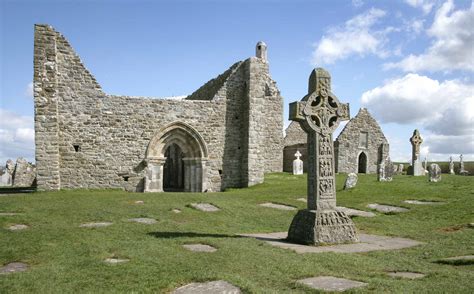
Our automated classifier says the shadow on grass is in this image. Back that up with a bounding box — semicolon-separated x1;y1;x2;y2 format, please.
147;231;244;239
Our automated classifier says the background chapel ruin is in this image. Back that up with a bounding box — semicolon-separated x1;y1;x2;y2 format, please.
34;25;283;192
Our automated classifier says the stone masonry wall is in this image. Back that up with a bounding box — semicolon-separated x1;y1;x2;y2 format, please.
34;25;283;192
335;108;389;174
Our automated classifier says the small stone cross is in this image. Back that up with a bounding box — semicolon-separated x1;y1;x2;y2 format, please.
294;150;302;160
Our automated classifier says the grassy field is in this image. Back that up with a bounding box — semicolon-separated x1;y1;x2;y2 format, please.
1;173;473;293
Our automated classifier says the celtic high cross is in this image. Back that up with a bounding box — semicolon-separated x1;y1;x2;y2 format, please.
289;68;349;210
287;68;358;245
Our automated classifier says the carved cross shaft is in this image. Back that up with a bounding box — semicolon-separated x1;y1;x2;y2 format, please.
289;68;350;211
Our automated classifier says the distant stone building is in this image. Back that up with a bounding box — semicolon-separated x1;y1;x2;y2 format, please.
283;108;389;174
34;25;283;192
334;108;389;174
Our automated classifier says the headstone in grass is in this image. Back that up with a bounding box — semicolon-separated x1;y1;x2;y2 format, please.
367;203;408;213
297;276;367;292
182;244;217;252
459;154;467;174
428;163;441;182
79;222;113;228
410;129;425;176
259;202;296;210
104;258;129;264
189;203;220;212
7;224;29;231
134;200;144;204
287;68;358;245
128;218;157;224
449;156;455;174
172;209;182;213
378;156;394;182
0;262;28;274
387;271;425;279
172;280;241;294
343;173;357;189
398;163;404;174
293;150;304;175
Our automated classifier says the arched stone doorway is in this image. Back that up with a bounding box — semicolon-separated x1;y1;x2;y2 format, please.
144;122;208;192
163;143;185;191
358;152;367;174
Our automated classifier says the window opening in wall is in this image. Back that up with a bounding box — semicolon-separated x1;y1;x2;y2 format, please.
73;144;81;152
123;176;129;182
359;132;368;148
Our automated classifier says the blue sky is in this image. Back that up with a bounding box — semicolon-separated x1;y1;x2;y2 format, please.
1;0;473;164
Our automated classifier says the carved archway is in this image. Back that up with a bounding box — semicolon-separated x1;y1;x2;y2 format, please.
144;122;208;192
358;152;367;174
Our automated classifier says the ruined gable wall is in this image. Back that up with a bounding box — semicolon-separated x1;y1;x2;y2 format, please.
335;108;388;174
34;25;283;191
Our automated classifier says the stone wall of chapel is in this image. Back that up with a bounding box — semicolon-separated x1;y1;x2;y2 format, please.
335;108;389;174
34;25;283;192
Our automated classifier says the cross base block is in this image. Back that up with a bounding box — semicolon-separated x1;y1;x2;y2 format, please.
287;209;359;245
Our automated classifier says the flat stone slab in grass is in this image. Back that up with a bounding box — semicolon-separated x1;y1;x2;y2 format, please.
259;202;296;210
134;200;144;204
128;218;157;224
367;203;409;213
0;262;28;274
240;232;422;254
336;207;376;218
297;276;367;292
387;272;425;279
79;222;113;228
172;280;241;294
189;203;220;212
296;198;307;203
8;224;29;231
438;255;474;265
0;212;22;216
104;258;129;264
403;200;445;205
172;209;181;213
182;244;217;252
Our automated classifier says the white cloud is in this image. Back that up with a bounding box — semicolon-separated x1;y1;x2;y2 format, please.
386;1;474;72
352;0;364;8
0;109;35;164
24;82;33;99
312;8;394;65
404;0;435;14
361;74;474;157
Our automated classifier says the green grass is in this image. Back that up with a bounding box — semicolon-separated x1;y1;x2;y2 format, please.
1;173;473;293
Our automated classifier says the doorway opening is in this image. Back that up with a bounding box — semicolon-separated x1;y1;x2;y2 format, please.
358;152;367;173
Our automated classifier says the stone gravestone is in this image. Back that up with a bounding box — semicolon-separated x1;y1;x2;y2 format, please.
424;157;428;173
398;163;404;175
449;156;455;174
378;157;394;182
12;158;36;187
287;68;358;245
293;150;304;175
410;129;425;176
429;163;441;182
343;173;357;190
392;164;399;174
0;159;14;187
459;154;467;174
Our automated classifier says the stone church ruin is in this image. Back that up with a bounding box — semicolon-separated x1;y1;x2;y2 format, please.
34;25;283;192
284;108;389;174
